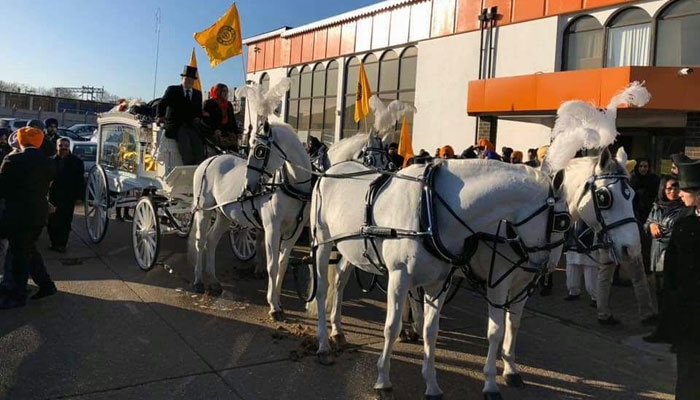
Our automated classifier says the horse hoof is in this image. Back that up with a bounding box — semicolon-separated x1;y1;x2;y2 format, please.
425;394;443;400
483;392;503;400
504;373;525;388
331;334;347;348
192;283;205;294
398;329;420;343
373;388;394;400
207;283;223;296
269;310;284;322
317;352;334;366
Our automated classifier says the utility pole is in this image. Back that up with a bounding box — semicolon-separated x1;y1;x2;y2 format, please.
152;7;162;100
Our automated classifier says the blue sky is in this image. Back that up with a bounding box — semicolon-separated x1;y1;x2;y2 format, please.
0;0;377;100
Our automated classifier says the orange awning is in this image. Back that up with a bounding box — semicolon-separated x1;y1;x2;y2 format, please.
467;66;700;116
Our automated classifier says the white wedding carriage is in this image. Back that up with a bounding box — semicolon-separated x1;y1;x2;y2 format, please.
84;107;257;271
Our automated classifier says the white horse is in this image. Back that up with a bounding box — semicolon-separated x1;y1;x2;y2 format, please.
189;126;388;320
312;159;569;399
189;122;312;320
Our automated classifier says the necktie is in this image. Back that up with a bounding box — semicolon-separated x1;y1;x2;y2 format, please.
186;90;191;101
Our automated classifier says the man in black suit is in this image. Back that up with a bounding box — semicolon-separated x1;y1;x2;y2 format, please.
0;127;57;309
157;65;204;165
48;138;84;253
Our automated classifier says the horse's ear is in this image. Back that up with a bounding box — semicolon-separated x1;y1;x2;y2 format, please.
552;169;565;194
615;146;628;165
598;147;612;170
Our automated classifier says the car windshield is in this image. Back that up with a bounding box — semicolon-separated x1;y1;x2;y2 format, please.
73;144;97;162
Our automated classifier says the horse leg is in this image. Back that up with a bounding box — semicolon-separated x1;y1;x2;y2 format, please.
502;298;526;388
405;290;424;342
483;290;507;399
315;243;334;365
204;213;228;296
263;223;283;320
422;281;446;399
273;237;296;312
374;268;409;398
330;257;353;347
191;209;211;293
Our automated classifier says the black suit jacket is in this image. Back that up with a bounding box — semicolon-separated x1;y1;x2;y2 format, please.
157;85;203;139
49;153;85;205
0;147;56;229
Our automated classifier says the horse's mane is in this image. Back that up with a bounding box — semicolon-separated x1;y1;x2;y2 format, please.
327;134;370;163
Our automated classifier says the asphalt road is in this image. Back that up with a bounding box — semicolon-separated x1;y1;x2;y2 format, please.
0;209;676;400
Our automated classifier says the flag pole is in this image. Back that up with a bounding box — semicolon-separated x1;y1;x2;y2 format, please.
152;7;162;100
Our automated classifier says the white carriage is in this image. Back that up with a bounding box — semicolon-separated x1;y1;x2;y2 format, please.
84;109;257;271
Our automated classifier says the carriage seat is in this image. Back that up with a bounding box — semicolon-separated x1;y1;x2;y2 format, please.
154;128;184;175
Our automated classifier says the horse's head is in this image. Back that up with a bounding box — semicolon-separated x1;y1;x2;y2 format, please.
512;169;571;273
244;121;287;192
574;147;639;264
360;132;390;170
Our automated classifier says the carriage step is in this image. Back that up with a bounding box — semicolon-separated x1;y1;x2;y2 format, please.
361;226;397;238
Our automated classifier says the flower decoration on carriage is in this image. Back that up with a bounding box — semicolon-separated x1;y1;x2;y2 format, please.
545;81;651;172
368;95;417;136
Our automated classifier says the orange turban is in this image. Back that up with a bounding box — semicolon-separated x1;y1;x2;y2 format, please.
439;145;455;159
16;127;44;149
477;138;495;152
511;151;523;163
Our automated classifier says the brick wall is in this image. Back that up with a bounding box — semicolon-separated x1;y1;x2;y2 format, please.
686;112;700;159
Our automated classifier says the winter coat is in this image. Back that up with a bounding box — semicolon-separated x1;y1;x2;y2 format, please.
644;200;685;273
630;172;660;222
49;153;85;205
661;208;700;343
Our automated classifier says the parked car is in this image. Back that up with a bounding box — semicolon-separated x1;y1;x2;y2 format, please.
69;139;97;176
58;127;89;142
1;118;29;132
68;124;98;138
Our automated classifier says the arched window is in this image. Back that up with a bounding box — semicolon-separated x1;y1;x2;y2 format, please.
605;8;651;67
286;68;300;129
342;57;361;138
372;48;418;138
297;65;313;135
259;73;270;93
309;63;326;142
323;61;339;144
397;47;417;136
655;0;700;66
562;16;603;70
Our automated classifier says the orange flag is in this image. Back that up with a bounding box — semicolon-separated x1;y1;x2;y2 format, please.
398;117;414;168
354;62;372;123
194;3;243;68
189;48;202;92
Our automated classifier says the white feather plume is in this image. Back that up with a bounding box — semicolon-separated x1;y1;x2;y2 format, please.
235;78;292;119
369;95;417;133
546;82;651;171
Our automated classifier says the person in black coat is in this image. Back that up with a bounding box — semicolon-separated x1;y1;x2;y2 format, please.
0;127;57;309
157;65;204;165
0;128;13;162
47;138;84;253
202;84;240;152
630;158;660;274
41;118;60;158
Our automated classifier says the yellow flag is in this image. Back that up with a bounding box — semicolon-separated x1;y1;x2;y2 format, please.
354;62;372;123
398;117;414;168
188;48;202;92
194;3;243;68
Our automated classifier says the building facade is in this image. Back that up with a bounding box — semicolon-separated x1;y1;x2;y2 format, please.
244;0;700;170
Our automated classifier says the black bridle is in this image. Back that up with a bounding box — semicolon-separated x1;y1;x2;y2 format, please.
573;173;638;265
359;142;390;170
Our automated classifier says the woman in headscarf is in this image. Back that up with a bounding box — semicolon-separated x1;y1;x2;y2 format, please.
644;175;685;299
202;84;240;152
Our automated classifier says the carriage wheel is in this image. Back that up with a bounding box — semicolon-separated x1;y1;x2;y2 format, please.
291;260;317;303
132;197;160;271
229;228;257;261
84;165;110;243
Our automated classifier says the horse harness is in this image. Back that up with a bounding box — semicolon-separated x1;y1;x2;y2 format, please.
314;161;572;309
571;172;637;266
